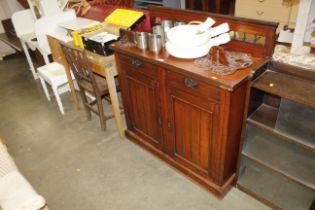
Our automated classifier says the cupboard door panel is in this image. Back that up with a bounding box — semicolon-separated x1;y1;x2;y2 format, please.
169;93;219;176
125;72;162;148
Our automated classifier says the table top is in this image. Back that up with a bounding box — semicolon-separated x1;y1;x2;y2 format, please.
65;41;117;77
58;17;100;31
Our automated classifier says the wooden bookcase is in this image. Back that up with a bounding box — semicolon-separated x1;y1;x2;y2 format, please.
237;61;315;210
134;0;181;9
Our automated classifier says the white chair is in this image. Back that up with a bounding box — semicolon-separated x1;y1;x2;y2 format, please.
11;9;39;79
37;62;73;115
34;10;76;115
34;10;76;61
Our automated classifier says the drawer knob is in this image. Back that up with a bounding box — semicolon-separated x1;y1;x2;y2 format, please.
131;59;142;67
257;0;265;2
184;78;198;89
256;11;264;16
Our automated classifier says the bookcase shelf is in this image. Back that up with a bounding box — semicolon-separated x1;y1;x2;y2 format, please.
243;123;315;190
237;61;315;210
238;157;314;210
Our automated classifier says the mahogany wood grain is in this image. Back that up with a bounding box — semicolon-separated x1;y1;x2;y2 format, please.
221;84;247;183
185;0;232;14
117;56;162;148
115;46;256;197
167;80;219;177
114;7;277;198
113;43;268;91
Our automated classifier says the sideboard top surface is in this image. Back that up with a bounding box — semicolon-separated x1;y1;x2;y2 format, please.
113;43;268;91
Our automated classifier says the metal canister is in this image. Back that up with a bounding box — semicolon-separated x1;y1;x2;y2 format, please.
148;33;162;54
135;32;148;50
161;20;173;32
152;25;165;46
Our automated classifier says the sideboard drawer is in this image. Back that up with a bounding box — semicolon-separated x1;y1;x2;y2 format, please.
166;70;220;102
117;54;159;78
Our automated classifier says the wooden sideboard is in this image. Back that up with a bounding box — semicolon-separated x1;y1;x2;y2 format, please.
113;6;277;198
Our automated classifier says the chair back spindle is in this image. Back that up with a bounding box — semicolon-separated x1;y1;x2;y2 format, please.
60;43;100;95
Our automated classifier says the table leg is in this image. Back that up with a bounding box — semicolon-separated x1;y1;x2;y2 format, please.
21;40;38;79
105;69;124;138
63;61;80;109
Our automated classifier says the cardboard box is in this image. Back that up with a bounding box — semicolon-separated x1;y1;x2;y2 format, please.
82;29;119;56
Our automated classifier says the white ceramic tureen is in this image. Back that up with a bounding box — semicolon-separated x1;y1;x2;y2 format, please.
165;18;231;59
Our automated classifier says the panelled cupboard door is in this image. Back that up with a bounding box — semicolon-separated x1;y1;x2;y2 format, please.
166;83;220;178
122;68;162;148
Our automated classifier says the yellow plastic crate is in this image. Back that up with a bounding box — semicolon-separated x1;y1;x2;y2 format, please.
105;9;144;28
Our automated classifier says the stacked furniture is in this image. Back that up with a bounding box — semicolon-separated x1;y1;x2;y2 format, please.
185;0;234;14
235;0;299;31
113;6;277;198
237;61;315;209
134;0;181;9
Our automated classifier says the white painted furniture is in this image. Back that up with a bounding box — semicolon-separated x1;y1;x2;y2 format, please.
11;9;39;79
37;62;72;115
0;139;47;210
291;0;315;53
34;10;76;61
34;10;77;115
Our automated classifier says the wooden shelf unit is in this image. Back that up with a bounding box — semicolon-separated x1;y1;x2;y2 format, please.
134;0;181;9
244;123;314;190
252;70;315;108
134;0;162;9
238;157;314;210
237;61;315;210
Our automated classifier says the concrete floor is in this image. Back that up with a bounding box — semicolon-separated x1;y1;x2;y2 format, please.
0;54;270;210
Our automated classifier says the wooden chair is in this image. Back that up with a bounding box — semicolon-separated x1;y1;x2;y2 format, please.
60;42;114;130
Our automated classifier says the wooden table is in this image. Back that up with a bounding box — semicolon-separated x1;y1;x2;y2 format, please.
47;34;124;138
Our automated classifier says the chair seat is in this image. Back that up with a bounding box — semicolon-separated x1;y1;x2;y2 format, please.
19;32;38;51
37;62;70;86
79;74;108;96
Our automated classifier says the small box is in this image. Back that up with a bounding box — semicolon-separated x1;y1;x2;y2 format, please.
82;31;119;56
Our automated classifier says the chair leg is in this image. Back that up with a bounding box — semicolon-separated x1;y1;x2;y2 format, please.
39;76;51;101
52;86;65;115
20;40;38;80
96;96;106;131
79;89;91;120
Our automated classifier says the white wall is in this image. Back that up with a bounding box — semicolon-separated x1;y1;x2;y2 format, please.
0;0;23;33
304;0;315;42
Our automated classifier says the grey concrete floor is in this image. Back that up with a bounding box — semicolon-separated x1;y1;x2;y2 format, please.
0;54;270;210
